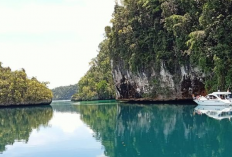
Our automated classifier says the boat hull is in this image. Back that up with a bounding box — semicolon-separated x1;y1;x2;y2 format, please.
194;100;232;106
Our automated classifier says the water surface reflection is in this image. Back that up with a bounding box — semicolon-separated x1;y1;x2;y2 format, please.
0;103;105;157
194;105;232;120
0;106;53;153
78;103;232;157
1;102;232;157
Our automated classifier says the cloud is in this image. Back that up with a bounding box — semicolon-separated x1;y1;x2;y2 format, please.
0;1;113;34
0;4;83;34
0;0;114;88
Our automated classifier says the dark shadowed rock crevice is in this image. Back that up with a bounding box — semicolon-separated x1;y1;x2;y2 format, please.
112;59;205;102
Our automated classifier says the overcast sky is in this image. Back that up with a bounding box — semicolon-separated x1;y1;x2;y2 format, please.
0;0;115;89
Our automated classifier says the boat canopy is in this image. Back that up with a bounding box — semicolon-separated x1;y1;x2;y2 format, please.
211;92;231;95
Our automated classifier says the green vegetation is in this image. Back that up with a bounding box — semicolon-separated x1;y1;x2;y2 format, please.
75;0;232;99
52;84;77;100
107;0;232;92
0;62;52;105
72;40;115;101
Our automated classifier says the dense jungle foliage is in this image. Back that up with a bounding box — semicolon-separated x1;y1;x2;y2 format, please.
71;40;115;101
0;62;53;105
52;84;77;100
74;0;232;100
108;0;232;92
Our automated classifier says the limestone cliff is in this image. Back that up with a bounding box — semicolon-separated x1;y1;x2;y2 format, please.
107;1;232;102
111;59;205;102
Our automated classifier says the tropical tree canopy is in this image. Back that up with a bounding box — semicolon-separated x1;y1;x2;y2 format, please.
0;62;53;105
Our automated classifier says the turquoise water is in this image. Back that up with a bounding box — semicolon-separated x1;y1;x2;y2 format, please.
0;101;232;157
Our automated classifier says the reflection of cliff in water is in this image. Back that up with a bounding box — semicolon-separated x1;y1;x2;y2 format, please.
0;106;53;153
79;104;232;157
116;105;194;157
78;105;117;157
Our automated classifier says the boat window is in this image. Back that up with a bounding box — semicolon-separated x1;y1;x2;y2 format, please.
220;95;225;99
227;94;232;98
209;111;217;115
209;95;217;99
219;112;232;117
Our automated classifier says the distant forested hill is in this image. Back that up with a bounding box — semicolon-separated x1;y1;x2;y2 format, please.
52;84;78;100
0;62;52;106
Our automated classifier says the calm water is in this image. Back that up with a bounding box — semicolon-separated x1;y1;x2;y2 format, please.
1;100;232;157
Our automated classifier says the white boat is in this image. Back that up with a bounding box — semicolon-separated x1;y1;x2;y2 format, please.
194;105;232;120
193;92;232;106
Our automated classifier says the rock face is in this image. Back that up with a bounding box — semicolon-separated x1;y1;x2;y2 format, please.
0;99;52;107
111;60;206;102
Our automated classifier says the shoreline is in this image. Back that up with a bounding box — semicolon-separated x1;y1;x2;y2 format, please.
0;100;52;108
